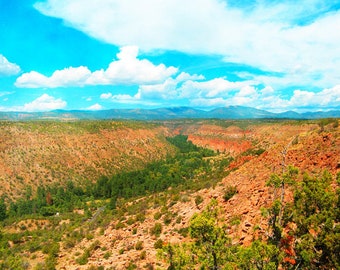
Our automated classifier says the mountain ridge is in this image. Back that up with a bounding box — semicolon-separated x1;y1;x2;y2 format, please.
0;105;339;120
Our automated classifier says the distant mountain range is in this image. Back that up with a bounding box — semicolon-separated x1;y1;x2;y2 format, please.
0;106;340;120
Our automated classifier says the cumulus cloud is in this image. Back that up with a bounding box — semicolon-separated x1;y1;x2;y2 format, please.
15;46;178;88
0;55;20;76
179;78;257;98
189;97;229;108
288;86;340;109
186;82;340;112
97;71;340;111
136;79;178;100
15;67;91;88
109;94;160;106
100;92;113;99
86;103;103;110
0;91;14;97
99;71;205;104
22;94;67;112
34;0;340;88
127;71;204;100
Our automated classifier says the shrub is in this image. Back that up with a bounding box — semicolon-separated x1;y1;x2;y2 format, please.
135;240;143;250
115;222;125;229
154;212;162;220
178;227;189;237
136;213;146;222
76;249;90;265
103;251;111;259
140;250;147;260
223;186;237;201
163;213;172;225
126;217;135;225
150;223;162;236
154;238;164;249
194;195;204;207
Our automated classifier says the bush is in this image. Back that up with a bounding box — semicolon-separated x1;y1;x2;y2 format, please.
154;238;164;249
195;195;204;207
136;213;146;222
140;250;147;260
150;223;162;236
135;240;143;250
223;186;237;201
76;249;90;265
163;213;172;225
103;251;111;259
154;212;162;220
178;227;189;237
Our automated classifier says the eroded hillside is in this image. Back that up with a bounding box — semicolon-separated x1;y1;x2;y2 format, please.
56;120;339;269
0;121;174;199
0;119;339;269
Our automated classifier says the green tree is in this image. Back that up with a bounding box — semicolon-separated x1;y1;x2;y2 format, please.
162;200;240;269
266;169;339;269
266;166;298;246
161;243;194;270
0;198;6;221
286;171;340;269
189;200;236;269
237;240;280;270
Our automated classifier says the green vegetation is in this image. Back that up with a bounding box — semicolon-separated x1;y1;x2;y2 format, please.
2;135;226;221
1;120;158;134
223;185;238;202
89;135;228;201
162;169;340;269
1;123;338;269
0;134;232;268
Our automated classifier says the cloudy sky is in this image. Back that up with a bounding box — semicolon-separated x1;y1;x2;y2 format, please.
1;0;340;112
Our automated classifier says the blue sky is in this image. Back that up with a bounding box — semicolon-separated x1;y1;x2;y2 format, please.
1;0;340;112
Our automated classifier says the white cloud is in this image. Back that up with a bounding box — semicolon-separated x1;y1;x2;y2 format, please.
186;83;340;112
97;73;340;111
15;67;91;88
175;72;205;82
15;46;178;88
179;78;256;98
110;94;160;106
87;103;103;110
87;46;178;85
0;55;20;76
99;72;204;104
289;86;340;108
0;91;14;97
22;94;67;112
34;0;340;88
136;78;178;100
190;97;228;108
100;92;113;99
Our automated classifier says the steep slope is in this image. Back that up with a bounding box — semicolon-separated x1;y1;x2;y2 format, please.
55;120;340;269
0;121;175;199
1;119;339;269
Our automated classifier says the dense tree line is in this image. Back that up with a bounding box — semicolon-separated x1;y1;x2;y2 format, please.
1;181;86;219
1;135;223;219
90;135;218;202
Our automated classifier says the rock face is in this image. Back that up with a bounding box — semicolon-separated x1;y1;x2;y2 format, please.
186;124;253;155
